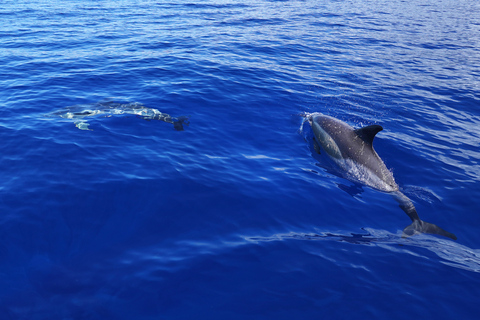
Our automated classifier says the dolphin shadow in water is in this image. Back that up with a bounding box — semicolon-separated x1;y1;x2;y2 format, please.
246;229;480;272
46;101;190;131
300;112;456;240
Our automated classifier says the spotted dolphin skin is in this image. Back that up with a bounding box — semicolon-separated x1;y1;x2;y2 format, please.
304;112;456;240
48;101;189;131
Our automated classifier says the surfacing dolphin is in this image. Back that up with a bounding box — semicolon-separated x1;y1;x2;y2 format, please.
47;101;189;131
302;112;456;240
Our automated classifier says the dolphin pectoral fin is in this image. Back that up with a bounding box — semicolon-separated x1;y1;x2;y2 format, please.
402;220;457;240
313;138;321;154
74;121;92;131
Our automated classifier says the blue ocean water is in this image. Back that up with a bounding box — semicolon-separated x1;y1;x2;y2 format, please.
1;0;480;318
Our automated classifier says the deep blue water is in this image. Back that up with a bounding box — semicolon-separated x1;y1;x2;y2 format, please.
1;0;480;318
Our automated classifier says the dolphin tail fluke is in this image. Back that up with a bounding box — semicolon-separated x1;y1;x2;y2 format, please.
172;116;189;131
402;220;457;240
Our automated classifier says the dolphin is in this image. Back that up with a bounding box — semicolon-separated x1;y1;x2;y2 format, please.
47;101;189;131
303;112;456;240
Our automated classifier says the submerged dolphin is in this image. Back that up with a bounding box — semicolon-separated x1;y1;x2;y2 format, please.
303;112;456;240
47;101;189;131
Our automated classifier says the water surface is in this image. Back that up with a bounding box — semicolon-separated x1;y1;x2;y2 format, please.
1;0;479;319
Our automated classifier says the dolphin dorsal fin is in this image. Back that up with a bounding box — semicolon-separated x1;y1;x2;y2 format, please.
354;125;383;146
